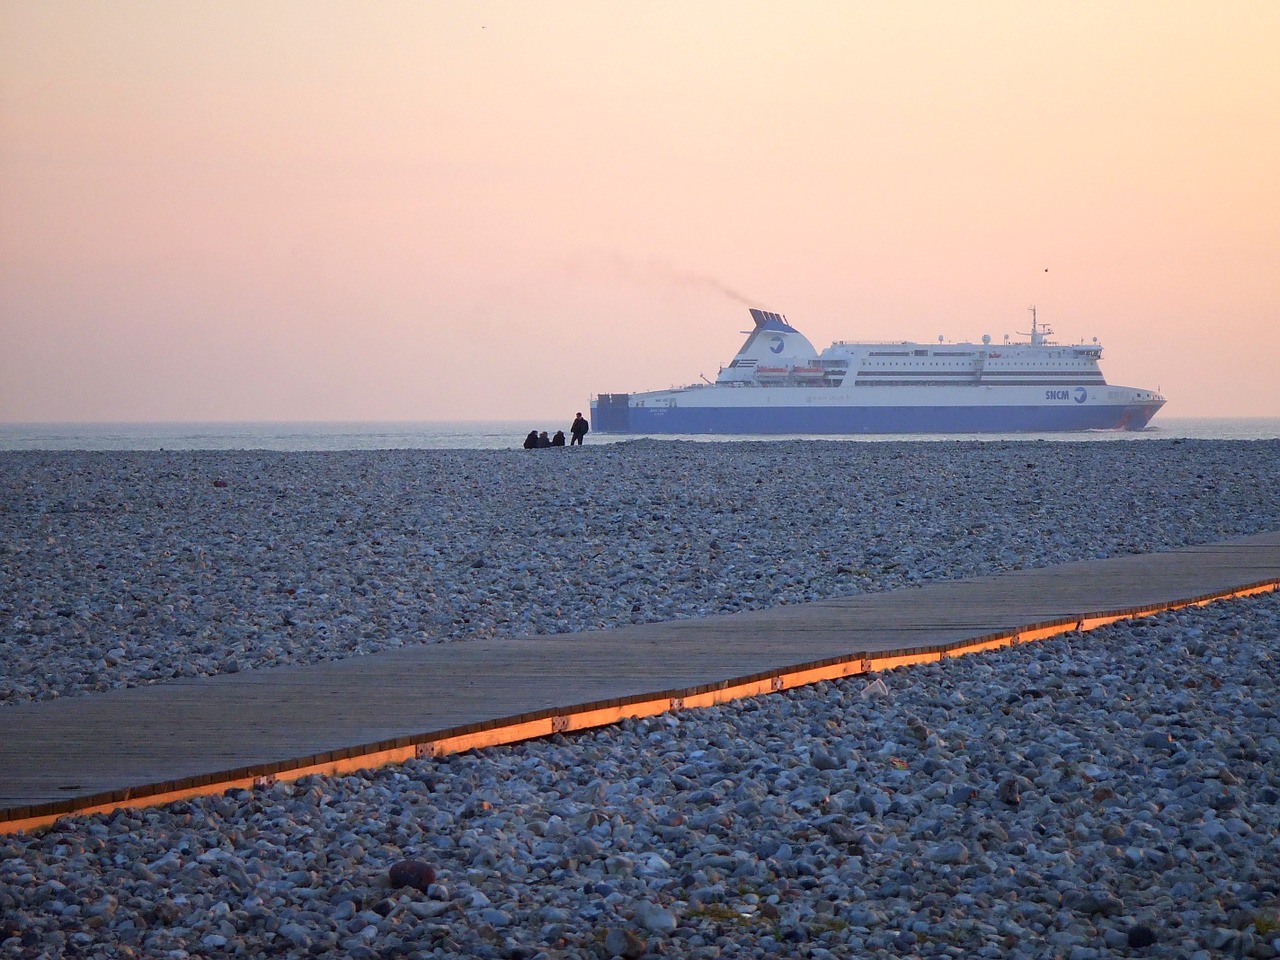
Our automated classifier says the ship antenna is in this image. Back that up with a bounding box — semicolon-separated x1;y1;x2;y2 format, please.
1021;304;1044;346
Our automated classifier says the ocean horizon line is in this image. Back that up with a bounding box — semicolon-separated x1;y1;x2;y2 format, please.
2;415;1280;452
4;414;1280;428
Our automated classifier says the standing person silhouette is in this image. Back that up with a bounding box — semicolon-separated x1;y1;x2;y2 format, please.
570;412;589;446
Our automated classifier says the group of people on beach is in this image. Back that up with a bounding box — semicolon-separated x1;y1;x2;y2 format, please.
523;412;589;449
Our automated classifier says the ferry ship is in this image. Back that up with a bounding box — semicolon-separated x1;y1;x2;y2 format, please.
591;307;1165;434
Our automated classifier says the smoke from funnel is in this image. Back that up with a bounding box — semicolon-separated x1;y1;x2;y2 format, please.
589;253;761;308
671;272;757;308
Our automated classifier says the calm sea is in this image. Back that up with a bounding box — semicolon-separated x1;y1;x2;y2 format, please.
1;417;1278;451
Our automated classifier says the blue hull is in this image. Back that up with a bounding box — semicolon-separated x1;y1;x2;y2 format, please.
600;403;1163;435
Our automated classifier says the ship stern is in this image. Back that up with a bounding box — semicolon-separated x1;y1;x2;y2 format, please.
591;393;632;433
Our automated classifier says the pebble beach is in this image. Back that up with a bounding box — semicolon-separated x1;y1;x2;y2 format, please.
2;439;1279;958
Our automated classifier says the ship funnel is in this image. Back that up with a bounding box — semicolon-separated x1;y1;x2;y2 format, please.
749;307;789;329
717;308;820;384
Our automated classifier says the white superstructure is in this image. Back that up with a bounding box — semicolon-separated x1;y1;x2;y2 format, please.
593;307;1165;434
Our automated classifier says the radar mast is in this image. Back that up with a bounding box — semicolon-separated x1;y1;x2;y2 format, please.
1020;305;1053;346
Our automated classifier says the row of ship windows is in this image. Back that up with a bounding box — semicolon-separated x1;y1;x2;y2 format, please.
866;361;1096;367
864;350;1099;359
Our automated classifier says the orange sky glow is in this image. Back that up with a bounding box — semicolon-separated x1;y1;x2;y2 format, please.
2;1;1278;422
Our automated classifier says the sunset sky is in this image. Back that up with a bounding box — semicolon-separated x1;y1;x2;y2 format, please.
2;1;1278;422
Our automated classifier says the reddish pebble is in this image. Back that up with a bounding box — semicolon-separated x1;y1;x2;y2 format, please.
388;859;436;892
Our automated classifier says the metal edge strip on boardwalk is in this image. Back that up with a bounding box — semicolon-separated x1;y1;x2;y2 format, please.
3;576;1276;835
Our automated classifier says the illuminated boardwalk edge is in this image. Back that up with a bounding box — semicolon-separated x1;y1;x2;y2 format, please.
2;531;1278;834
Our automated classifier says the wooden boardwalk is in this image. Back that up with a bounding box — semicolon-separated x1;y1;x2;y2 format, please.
3;531;1279;833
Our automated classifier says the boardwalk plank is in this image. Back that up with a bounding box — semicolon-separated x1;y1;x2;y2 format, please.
2;531;1278;826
